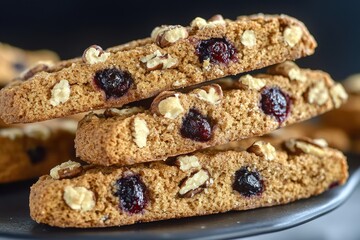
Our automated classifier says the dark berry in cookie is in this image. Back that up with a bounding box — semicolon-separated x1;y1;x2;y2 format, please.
114;174;148;214
27;146;47;164
196;38;237;64
233;167;264;197
260;87;291;123
180;108;212;142
94;68;133;99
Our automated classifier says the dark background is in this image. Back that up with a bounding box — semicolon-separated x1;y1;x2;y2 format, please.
1;0;359;80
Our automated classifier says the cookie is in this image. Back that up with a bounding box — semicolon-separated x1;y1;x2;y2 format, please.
0;14;317;124
0;42;59;86
75;62;347;166
267;121;352;152
0;120;77;183
321;74;360;137
29;138;348;228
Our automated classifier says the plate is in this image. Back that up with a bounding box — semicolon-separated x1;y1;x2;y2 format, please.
0;153;359;240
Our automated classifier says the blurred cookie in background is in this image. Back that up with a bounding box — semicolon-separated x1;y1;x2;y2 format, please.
0;119;77;183
208;120;351;153
0;42;59;87
320;74;360;153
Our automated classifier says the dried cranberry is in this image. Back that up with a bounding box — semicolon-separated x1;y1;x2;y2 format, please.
180;109;212;142
196;38;237;64
94;68;133;99
260;87;291;124
233;167;264;197
27;146;46;164
114;174;148;214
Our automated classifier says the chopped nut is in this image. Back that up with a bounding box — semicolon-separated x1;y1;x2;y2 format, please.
190;15;225;30
140;50;178;70
132;117;150;148
283;25;303;47
50;160;82;180
151;92;184;119
237;74;266;90
49;79;71;106
191;84;223;105
313;138;328;148
329;83;348;108
306;81;329;106
176;155;201;172
20;61;54;80
267;61;307;82
283;138;326;157
23;124;51;140
241;30;256;48
190;17;208;29
202;59;211;71
151;25;188;48
63;186;95;211
0;128;24;140
247;141;277;161
82;45;110;65
179;169;212;198
104;107;144;118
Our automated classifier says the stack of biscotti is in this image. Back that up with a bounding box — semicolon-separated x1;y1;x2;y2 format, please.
0;14;349;228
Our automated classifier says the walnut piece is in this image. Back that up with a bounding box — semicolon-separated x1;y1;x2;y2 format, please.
176;155;201;172
49;79;71;106
132;117;150;148
179;169;213;198
140;50;178;70
267;61;307;82
283;138;326;157
151;25;188;48
82;45;110;65
172;79;187;87
329;83;348;108
283;25;303;47
241;30;256;48
151;92;184;119
63;186;95;211
237;74;266;90
190;15;225;29
50;160;82;180
247;141;276;161
306;81;329;106
191;84;223;105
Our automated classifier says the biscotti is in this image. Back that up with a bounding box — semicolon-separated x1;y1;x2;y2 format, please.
0;42;59;86
0;120;77;183
0;14;317;124
75;62;347;166
321;74;360;136
29;138;348;228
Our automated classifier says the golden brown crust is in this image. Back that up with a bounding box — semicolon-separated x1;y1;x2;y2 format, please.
29;140;348;228
0;14;316;124
75;63;344;166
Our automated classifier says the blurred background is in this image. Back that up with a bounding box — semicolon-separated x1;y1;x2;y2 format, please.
1;0;359;239
1;0;360;80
